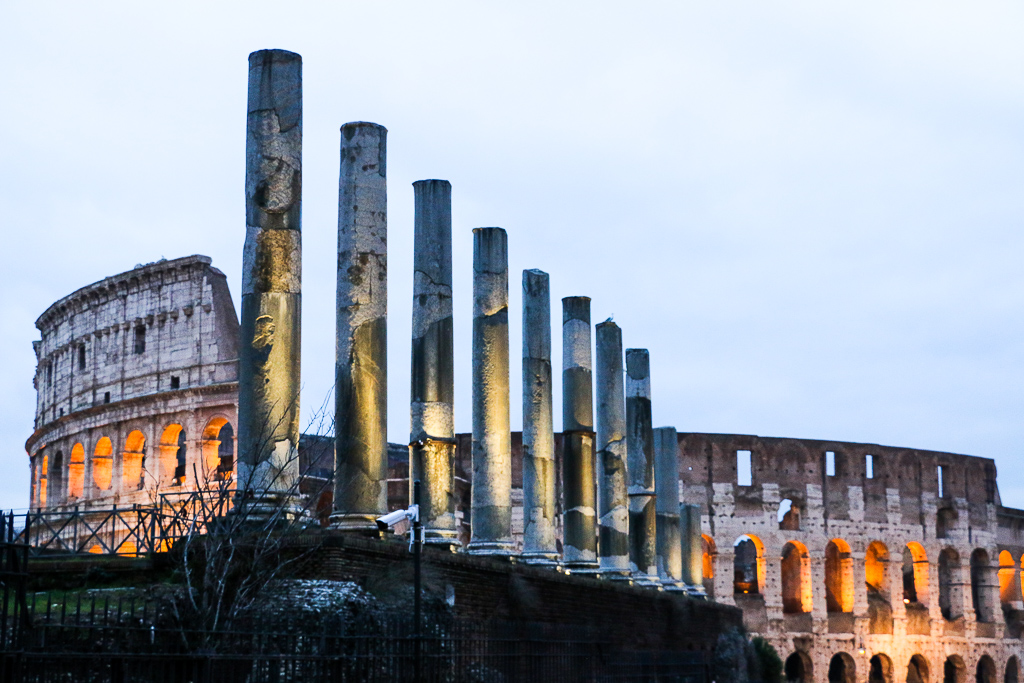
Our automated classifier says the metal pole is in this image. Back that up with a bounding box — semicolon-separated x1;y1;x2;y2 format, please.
413;479;422;683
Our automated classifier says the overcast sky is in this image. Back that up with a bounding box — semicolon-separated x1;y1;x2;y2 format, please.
2;2;1023;512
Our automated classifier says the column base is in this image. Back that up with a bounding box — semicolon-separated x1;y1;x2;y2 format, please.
520;551;560;567
423;528;462;550
632;573;663;589
660;580;688;592
466;540;516;557
563;563;602;577
328;513;382;536
229;492;307;526
684;584;708;598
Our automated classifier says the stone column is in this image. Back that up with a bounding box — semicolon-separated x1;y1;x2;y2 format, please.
331;121;388;531
521;269;558;565
237;49;303;518
468;228;514;555
680;503;707;596
654;426;684;590
562;297;598;571
626;348;659;587
595;320;630;578
409;179;459;546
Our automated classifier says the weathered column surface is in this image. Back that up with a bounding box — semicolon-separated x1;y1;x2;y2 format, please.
595;320;630;577
331;121;388;531
521;269;558;564
680;503;707;596
409;179;458;546
238;49;303;517
468;228;514;555
562;297;598;570
654;426;684;590
626;348;659;587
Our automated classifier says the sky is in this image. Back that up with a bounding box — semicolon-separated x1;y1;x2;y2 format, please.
2;1;1023;512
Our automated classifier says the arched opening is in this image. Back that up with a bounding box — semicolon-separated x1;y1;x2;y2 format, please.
970;548;995;623
998;551;1019;606
120;432;145;491
825;538;854;613
67;443;85;500
1005;656;1021;683
116;540;138;558
733;534;765;595
784;651;812;683
49;450;64;505
781;540;812;614
869;654;894;683
159;425;186;488
904;542;929;605
88;545;103;554
908;655;930;683
866;541;890;596
828;652;856;683
977;656;997;683
701;534;716;597
201;418;234;482
939;547;963;621
937;506;958;539
779;498;801;531
93;436;114;491
944;655;967;683
37;454;48;507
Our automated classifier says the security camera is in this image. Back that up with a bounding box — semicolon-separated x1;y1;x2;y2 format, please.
376;504;419;535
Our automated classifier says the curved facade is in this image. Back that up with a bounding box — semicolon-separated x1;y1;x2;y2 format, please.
26;255;240;511
681;432;1024;683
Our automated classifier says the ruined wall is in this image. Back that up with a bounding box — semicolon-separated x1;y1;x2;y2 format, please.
26;256;240;513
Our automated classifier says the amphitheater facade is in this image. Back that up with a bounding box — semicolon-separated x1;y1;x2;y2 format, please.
25;256;1024;682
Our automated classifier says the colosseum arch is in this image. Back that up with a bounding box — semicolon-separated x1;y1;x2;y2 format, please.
201;417;235;482
120;431;145;492
1006;656;1021;683
998;551;1020;607
939;547;964;620
904;542;930;605
701;534;716;597
970;548;996;623
67;443;85;500
93;436;114;492
869;654;894;683
825;538;854;613
827;652;856;683
37;454;48;507
780;540;812;614
733;534;765;595
907;655;930;683
977;656;997;683
158;424;187;488
866;541;890;597
48;450;64;506
784;651;812;683
943;655;967;683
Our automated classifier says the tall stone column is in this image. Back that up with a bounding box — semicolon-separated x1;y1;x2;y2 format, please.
562;297;598;571
595;320;630;578
237;49;303;517
626;348;659;587
521;269;558;565
654;426;684;590
680;503;707;596
331;121;388;531
468;228;514;555
409;179;459;546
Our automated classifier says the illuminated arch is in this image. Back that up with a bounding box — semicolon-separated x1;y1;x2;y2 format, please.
781;540;812;614
998;551;1018;605
825;538;854;613
904;542;930;605
201;417;234;481
37;453;48;507
159;424;186;488
866;541;890;596
733;534;765;595
67;443;85;500
701;534;716;598
120;431;144;491
93;436;114;491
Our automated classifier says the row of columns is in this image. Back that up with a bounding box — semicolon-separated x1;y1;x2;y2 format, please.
236;49;705;591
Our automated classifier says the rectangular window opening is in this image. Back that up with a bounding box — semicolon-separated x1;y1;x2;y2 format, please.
865;454;874;479
133;326;146;354
826;451;836;477
103;392;111;404
737;450;752;487
77;345;86;371
938;465;945;498
170;376;180;390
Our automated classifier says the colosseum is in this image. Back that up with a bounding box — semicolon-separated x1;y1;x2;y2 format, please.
25;255;1024;683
